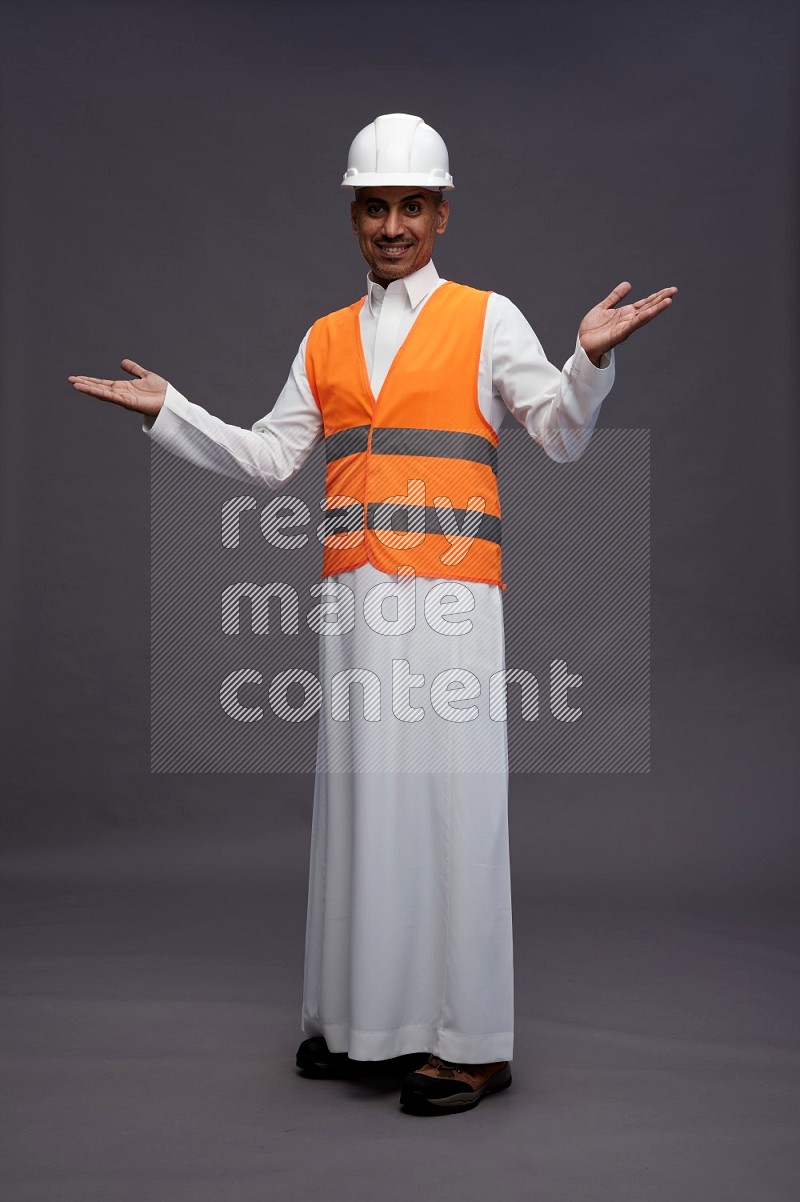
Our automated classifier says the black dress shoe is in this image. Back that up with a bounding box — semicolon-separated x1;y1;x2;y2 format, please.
296;1035;352;1077
399;1056;512;1114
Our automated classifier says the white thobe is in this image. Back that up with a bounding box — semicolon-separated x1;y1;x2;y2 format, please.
143;260;615;1063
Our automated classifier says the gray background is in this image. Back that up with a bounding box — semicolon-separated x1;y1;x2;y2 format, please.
1;0;798;1198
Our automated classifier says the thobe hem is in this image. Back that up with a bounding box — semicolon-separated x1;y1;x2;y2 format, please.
300;1013;514;1064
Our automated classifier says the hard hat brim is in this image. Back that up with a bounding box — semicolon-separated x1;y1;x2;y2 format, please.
341;172;454;191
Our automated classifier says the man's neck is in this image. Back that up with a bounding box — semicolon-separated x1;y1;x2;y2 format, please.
366;260;439;308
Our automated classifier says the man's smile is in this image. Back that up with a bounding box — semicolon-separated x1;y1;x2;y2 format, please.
376;242;415;258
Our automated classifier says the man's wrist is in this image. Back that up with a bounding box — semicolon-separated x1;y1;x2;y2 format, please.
578;339;609;370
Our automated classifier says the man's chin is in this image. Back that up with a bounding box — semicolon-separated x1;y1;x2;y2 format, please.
370;257;422;284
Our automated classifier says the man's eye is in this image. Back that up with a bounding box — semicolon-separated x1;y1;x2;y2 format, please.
366;205;383;216
406;205;421;214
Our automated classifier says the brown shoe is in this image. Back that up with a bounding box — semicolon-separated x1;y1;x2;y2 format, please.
400;1055;512;1114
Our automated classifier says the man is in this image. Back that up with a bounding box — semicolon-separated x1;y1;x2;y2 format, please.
69;113;676;1115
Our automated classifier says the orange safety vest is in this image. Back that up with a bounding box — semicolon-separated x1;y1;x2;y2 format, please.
305;280;505;590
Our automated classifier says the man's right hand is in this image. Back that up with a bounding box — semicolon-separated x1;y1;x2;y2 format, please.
67;359;167;418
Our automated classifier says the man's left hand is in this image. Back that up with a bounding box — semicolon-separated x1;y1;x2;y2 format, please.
579;281;678;367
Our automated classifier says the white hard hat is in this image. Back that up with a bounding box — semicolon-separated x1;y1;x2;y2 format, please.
341;113;454;191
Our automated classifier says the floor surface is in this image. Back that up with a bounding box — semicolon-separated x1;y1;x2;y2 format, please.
2;815;798;1202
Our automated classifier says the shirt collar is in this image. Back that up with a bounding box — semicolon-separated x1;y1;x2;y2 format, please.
366;259;441;316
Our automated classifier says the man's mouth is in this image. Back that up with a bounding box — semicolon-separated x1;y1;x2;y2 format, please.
376;243;414;258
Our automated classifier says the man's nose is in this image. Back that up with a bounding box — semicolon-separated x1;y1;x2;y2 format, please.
382;208;405;238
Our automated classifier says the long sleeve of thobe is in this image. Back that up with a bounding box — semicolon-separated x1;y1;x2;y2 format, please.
140;339;322;488
481;293;614;460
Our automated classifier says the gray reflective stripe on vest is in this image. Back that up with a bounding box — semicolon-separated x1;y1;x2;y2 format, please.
324;425;371;463
325;425;497;474
366;503;501;546
320;503;363;533
321;503;502;546
371;428;498;475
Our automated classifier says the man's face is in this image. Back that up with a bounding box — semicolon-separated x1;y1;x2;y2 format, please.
351;186;450;287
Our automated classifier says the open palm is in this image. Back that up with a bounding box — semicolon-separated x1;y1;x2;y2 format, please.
68;359;167;417
579;282;677;365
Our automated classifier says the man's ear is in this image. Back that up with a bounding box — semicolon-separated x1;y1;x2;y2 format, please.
436;198;450;235
350;199;358;233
